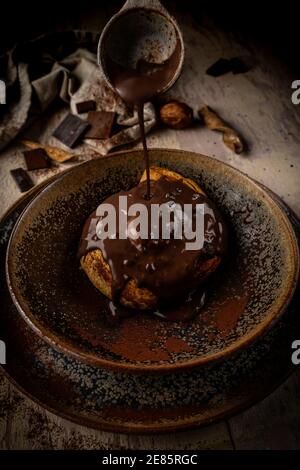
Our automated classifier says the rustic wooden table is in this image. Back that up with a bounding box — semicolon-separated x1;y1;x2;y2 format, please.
1;5;300;450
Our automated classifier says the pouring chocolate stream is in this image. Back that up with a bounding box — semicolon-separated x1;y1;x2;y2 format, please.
78;4;228;320
105;38;182;198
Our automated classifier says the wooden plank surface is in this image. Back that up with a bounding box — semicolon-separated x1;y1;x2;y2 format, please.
1;4;300;450
228;373;300;450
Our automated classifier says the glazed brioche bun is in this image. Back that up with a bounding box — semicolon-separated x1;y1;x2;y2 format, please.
80;167;221;310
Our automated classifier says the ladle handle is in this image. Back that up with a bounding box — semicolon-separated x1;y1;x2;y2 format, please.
121;0;169;15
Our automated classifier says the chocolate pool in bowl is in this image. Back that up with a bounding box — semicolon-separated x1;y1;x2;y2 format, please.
6;149;299;373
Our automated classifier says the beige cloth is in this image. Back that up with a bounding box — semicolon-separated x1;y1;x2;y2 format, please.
0;32;156;154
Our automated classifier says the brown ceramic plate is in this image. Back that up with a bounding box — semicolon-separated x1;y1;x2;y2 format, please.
6;149;299;373
1;180;300;433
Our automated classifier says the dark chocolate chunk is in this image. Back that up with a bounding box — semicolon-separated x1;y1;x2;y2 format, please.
85;111;115;139
206;58;231;77
230;57;250;74
10;168;34;192
76;100;96;114
53;114;90;148
206;57;250;77
24;148;51;170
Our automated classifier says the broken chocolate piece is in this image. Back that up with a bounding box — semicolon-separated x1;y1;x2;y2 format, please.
21;140;74;163
76;100;96;114
85;111;115;139
206;58;231;77
53;114;90;148
24;148;51;170
199;105;245;154
10;168;34;192
206;57;250;77
230;57;250;74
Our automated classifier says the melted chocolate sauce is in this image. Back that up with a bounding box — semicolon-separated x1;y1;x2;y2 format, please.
137;103;151;199
105;39;182;198
78;34;228;321
78;177;228;316
106;40;182;104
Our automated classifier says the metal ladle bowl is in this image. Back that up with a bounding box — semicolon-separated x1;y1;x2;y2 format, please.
98;0;185;95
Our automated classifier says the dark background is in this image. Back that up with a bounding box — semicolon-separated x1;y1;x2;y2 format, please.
0;1;300;72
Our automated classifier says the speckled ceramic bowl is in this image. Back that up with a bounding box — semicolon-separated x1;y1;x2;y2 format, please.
2;182;300;432
6;149;299;373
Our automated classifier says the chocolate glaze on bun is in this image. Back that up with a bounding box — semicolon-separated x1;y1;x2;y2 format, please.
78;167;228;311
